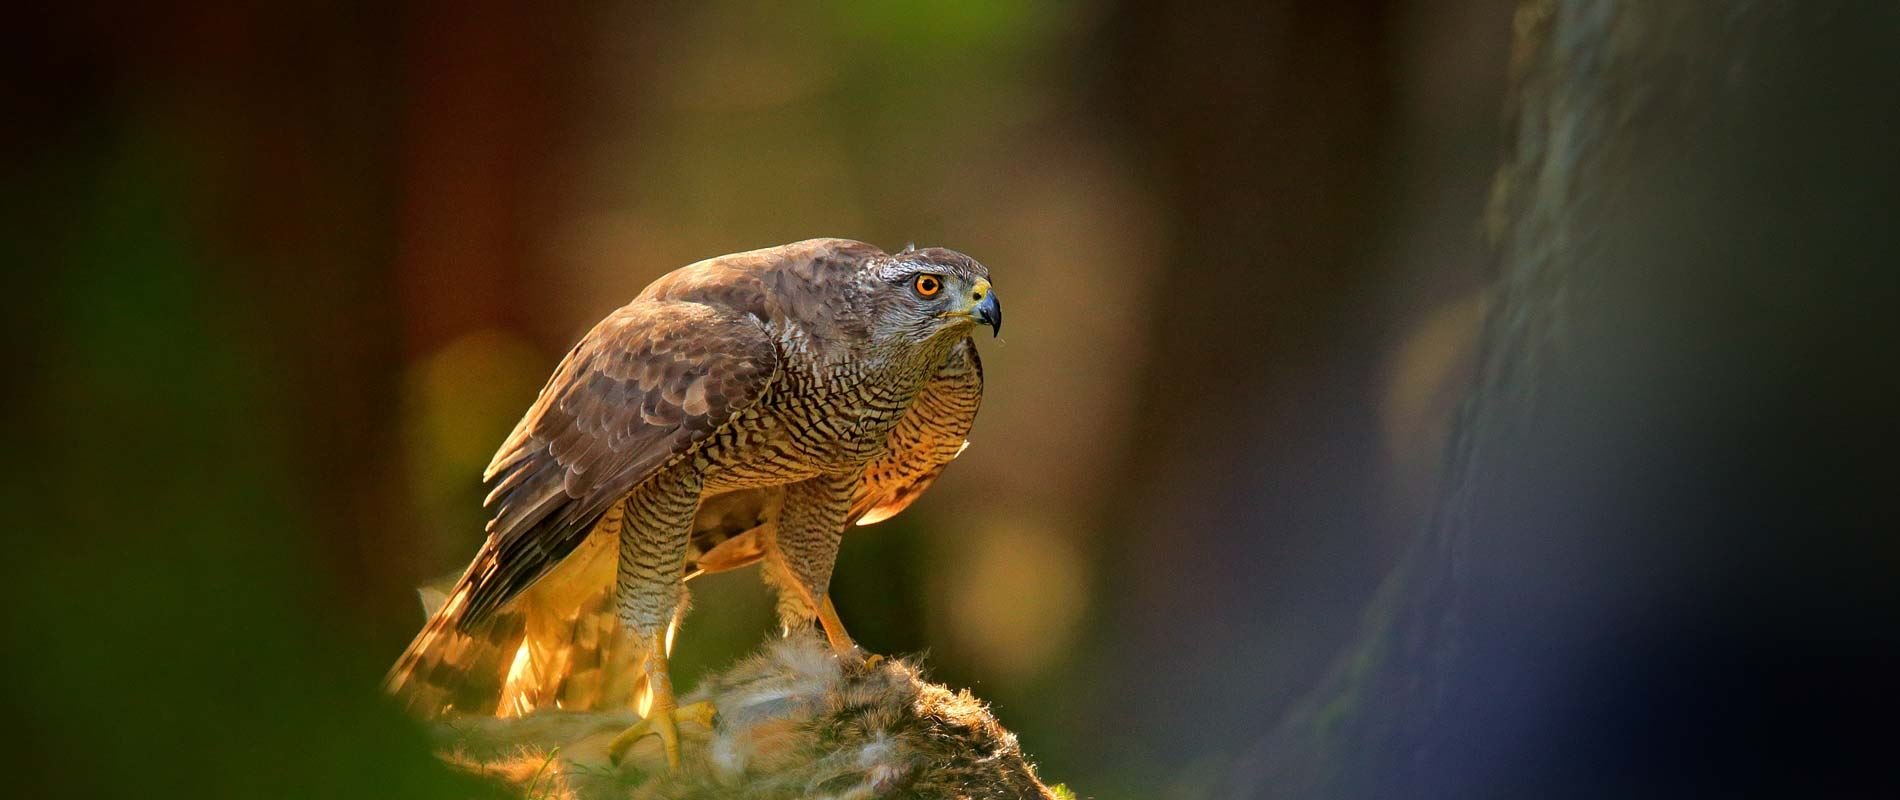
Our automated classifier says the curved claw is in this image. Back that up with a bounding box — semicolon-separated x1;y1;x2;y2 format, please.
817;595;874;652
607;632;712;772
608;700;716;769
817;595;887;671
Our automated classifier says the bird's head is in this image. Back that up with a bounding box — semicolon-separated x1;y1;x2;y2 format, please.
860;246;1001;352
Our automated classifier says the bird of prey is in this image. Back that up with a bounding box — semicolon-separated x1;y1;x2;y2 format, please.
384;238;1001;770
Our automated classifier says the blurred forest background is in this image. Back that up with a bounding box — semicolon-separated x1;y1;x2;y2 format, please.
6;1;1895;798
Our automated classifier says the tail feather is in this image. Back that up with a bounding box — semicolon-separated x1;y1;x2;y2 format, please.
385;517;644;718
384;487;784;719
383;561;504;716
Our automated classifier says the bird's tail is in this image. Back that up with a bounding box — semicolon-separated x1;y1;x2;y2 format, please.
382;524;646;719
382;489;780;719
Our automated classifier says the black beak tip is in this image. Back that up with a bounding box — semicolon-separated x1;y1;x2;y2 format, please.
975;292;1002;337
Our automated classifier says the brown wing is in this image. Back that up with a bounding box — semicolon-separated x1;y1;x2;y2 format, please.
447;238;890;629
384;240;912;714
384;301;776;710
384;301;776;712
464;299;778;626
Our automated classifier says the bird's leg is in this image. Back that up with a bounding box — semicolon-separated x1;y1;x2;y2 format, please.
766;474;876;665
817;594;882;669
609;631;694;767
815;594;856;654
607;633;719;768
606;473;715;770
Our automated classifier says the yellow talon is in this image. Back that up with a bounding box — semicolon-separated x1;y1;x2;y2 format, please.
607;699;716;768
818;595;885;670
608;632;716;771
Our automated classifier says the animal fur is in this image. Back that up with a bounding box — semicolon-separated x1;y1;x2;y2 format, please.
432;635;1060;800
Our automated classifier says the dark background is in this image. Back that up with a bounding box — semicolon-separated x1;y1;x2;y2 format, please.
7;2;1894;798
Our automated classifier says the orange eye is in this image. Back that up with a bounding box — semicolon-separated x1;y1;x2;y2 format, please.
913;274;943;297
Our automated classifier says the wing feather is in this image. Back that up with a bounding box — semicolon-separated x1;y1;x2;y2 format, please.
386;238;909;715
457;300;778;629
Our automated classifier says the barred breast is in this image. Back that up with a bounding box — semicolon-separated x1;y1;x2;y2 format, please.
681;336;983;577
697;331;941;494
849;337;982;525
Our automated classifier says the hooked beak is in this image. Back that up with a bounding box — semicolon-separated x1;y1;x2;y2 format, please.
970;282;1002;337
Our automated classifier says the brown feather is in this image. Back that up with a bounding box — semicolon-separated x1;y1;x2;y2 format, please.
460;300;779;629
387;239;993;721
851;336;984;525
386;507;643;717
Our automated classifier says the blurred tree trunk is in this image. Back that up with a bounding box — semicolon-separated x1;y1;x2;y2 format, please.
1254;1;1900;796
